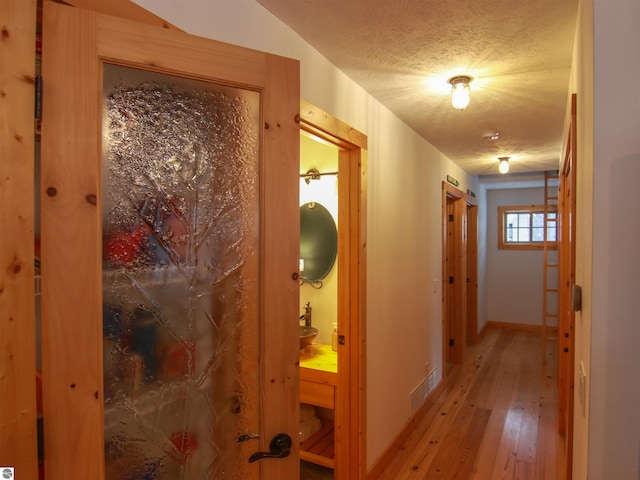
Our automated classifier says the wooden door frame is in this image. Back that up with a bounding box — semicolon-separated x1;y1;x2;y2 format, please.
0;0;39;476
559;93;577;480
441;182;467;369
466;201;479;343
299;99;367;480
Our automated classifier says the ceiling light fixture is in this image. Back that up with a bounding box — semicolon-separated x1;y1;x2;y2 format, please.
498;157;510;174
448;75;472;111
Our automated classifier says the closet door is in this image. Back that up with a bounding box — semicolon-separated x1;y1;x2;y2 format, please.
558;93;577;479
41;3;300;479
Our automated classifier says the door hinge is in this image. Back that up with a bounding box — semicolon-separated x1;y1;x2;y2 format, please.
449;338;454;347
35;75;42;120
449;276;454;284
448;214;454;222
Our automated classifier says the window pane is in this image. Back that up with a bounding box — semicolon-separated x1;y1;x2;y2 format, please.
517;228;530;242
532;213;545;227
518;213;530;228
532;227;545;241
547;227;557;242
506;213;519;228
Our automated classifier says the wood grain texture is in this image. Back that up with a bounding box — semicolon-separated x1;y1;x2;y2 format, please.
0;0;39;477
374;326;563;480
41;3;300;479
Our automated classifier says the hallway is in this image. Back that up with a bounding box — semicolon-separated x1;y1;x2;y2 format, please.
376;325;566;480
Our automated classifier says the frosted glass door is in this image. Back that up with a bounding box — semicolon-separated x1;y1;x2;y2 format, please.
41;5;299;478
101;64;259;479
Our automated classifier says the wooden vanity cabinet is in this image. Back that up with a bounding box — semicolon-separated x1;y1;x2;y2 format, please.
299;345;337;469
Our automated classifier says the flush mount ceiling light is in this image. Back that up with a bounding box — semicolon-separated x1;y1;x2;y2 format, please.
448;75;472;111
498;156;510;174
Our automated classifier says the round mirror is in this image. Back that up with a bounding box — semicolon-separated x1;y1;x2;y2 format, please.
300;202;337;282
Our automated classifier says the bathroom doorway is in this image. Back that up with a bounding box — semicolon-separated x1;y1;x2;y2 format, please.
299;100;367;480
442;182;467;369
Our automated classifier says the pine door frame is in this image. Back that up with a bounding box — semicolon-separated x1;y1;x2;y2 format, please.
299;99;368;480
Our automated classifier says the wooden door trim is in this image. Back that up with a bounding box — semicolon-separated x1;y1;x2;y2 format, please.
559;93;577;480
300;100;367;480
466;203;479;343
0;0;39;476
441;182;467;370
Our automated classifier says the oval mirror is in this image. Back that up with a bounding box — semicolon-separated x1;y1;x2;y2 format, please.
300;202;337;283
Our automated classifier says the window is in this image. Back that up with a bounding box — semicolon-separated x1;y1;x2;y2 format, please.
498;205;557;250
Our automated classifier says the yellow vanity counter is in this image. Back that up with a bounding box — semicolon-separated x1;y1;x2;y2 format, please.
300;344;337;373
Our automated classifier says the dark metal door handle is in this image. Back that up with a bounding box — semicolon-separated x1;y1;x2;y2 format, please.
248;433;292;463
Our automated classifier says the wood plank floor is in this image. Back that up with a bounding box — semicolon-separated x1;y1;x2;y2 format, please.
376;325;567;480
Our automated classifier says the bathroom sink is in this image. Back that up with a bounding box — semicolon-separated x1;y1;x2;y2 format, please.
299;325;318;349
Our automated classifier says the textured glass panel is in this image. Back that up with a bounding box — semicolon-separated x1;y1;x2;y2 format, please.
102;64;259;479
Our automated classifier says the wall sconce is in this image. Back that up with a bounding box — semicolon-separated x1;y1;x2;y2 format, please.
301;168;338;184
498;157;510;174
448;75;472;111
302;168;321;184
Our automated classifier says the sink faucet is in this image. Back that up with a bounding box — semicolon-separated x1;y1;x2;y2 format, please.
300;301;312;327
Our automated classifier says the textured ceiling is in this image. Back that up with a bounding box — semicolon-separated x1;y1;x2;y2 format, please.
256;0;579;176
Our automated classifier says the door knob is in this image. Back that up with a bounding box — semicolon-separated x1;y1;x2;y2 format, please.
248;433;292;463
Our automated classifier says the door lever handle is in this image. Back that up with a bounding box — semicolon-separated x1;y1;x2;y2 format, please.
248;433;292;463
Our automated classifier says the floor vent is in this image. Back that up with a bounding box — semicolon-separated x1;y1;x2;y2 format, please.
410;368;438;415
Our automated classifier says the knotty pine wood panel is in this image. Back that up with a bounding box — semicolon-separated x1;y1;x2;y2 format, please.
0;0;39;476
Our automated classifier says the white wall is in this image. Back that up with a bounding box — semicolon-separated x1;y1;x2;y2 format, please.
569;1;594;477
570;0;640;478
485;187;548;327
587;0;640;477
132;0;480;467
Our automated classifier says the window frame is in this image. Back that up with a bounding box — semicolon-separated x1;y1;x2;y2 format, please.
498;204;558;250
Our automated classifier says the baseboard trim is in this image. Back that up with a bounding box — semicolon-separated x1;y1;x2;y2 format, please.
366;377;445;480
484;320;559;334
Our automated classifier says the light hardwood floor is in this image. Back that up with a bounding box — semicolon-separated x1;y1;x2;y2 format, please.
376;325;567;480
